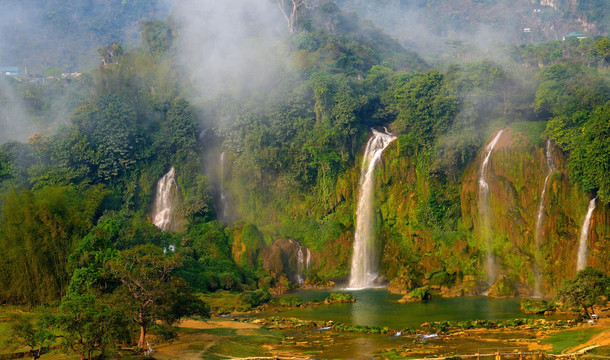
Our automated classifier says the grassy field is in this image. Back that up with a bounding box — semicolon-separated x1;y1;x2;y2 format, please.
541;327;606;354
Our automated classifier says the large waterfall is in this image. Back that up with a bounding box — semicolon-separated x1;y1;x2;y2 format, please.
478;130;503;285
348;128;396;289
152;167;179;231
533;139;556;296
576;197;597;271
218;151;229;221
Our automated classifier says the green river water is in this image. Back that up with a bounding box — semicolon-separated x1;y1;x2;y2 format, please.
272;288;546;329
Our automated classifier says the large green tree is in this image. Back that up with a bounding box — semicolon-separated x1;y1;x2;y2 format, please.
108;245;208;349
556;267;610;319
49;293;128;360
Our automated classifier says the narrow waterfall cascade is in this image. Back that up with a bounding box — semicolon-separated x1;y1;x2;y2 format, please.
290;239;310;285
348;128;397;289
152;167;179;231
478;130;504;285
533;139;556;296
219;151;229;220
577;197;597;271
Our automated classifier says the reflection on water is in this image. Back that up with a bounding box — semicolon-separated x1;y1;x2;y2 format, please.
275;288;546;330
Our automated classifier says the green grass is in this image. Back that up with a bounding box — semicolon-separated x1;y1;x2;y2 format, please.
541;327;605;354
199;327;283;359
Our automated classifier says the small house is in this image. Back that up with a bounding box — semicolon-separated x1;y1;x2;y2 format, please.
563;32;587;41
0;67;19;76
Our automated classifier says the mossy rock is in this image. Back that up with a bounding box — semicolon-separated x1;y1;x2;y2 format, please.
303;274;335;289
399;285;431;303
440;275;479;297
520;298;555;314
488;274;516;298
269;275;293;295
324;292;355;304
388;275;416;294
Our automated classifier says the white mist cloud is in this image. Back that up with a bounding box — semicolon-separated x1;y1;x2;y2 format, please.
168;0;291;99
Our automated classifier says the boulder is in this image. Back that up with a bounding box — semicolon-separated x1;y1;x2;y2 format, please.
488;274;516;298
388;275;415;295
398;285;431;303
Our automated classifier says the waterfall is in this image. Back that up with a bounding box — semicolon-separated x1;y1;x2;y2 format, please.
348;128;397;289
219;151;229;221
576;197;597;271
533;139;556;296
290;239;309;285
478;130;504;285
152;167;178;231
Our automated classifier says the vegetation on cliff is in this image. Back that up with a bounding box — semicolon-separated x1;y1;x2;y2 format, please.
0;1;609;355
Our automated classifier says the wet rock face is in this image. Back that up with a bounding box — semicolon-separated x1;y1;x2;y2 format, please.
440;275;479;297
260;239;303;284
388;275;416;295
488;274;516;298
461;128;609;294
398;285;431;303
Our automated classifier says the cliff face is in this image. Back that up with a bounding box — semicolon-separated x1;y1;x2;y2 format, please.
460;127;609;293
236;126;609;294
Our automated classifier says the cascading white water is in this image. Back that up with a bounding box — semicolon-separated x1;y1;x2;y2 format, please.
348;128;397;289
576;197;597;271
296;243;305;284
533;139;556;296
478;130;504;285
219;151;229;220
289;239;309;285
152;167;178;231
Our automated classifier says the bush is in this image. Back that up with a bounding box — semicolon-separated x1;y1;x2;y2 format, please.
324;292;355;304
279;296;303;307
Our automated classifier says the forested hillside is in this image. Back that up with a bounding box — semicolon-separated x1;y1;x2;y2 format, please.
0;1;609;354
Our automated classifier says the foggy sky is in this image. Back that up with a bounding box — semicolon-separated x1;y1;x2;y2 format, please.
167;0;292;101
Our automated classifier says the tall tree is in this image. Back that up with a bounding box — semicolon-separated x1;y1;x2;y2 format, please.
49;293;128;360
108;245;208;349
556;267;609;319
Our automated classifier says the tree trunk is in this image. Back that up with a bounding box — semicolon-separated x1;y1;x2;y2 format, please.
138;325;147;349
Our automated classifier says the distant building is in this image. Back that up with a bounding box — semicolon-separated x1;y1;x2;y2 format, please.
0;67;19;76
563;32;588;41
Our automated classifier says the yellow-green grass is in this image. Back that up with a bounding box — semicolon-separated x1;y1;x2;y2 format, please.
541;327;606;354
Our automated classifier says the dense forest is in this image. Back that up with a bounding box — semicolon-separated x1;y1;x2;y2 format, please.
0;0;609;356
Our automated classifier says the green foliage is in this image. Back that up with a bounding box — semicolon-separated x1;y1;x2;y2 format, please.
48;293;129;360
240;289;271;308
6;316;54;360
108;244;209;347
141;19;173;58
0;185;108;305
279;296;303;307
68;94;142;181
391;71;459;142
324;292;354;303
520;298;555;314
556;267;609;318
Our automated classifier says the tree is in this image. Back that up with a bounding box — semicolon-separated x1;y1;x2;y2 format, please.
556;267;609;319
69;94;142;181
97;42;124;66
0;185;108;305
141;20;173;58
108;245;208;349
49;293;128;360
6;317;54;360
276;0;321;33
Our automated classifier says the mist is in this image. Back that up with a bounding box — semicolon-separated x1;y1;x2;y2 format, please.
334;0;573;65
168;0;293;102
0;78;37;144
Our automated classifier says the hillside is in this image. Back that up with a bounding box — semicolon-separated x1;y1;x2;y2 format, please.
0;2;609;356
